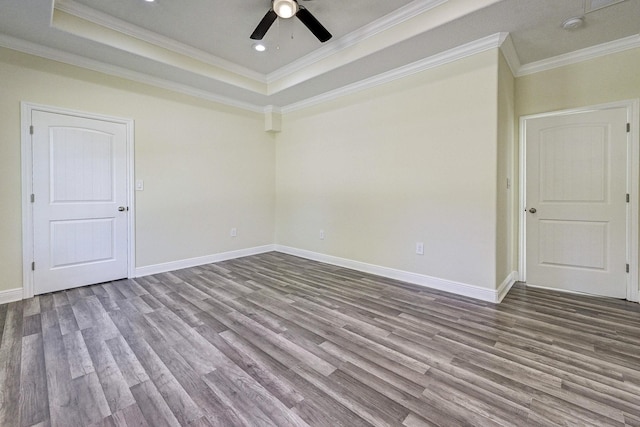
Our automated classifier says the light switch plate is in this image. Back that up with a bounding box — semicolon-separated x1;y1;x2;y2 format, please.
135;179;144;191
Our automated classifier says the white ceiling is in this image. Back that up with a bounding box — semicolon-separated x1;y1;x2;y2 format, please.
0;0;639;111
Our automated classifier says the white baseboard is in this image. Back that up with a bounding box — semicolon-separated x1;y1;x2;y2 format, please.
275;245;506;303
496;271;518;303
6;245;516;304
0;288;24;304
135;244;276;277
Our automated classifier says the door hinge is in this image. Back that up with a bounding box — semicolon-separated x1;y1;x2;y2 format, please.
627;123;631;133
30;125;34;135
30;194;35;203
31;261;35;271
627;194;630;203
626;264;630;273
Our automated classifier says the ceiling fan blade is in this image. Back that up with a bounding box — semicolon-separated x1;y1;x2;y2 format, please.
250;9;278;40
296;7;332;42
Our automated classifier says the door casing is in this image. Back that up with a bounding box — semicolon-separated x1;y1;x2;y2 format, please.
519;100;639;302
21;102;136;299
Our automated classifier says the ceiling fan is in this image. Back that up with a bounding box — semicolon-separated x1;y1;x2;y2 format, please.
250;0;332;43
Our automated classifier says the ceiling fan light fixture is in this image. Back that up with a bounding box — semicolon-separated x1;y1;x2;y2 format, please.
273;0;298;19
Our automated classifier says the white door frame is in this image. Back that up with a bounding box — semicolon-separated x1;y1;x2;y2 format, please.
20;102;136;299
519;99;639;302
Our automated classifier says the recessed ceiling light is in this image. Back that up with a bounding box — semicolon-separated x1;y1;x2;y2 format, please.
253;43;266;52
144;0;155;2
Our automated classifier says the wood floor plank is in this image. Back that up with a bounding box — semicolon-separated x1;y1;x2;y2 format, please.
228;310;337;376
224;329;305;403
150;292;204;328
291;363;407;427
403;412;439;427
423;366;530;425
104;403;149;427
130;380;181;427
40;307;84;427
103;336;149;387
62;330;95;379
205;366;310;427
81;326;136;414
0;302;24;427
22;313;42;337
3;253;640;426
137;335;244;427
22;297;41;318
284;370;371;427
319;340;429;397
38;295;54;312
72;372;111;426
19;332;48;426
142;309;222;375
98;283;127;302
201;370;278;427
108;310;205;425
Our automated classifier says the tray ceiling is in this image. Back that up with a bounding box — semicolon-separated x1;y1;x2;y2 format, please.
0;0;638;111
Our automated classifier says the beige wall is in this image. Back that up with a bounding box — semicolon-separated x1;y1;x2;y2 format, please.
7;43;634;297
496;50;516;286
0;47;275;292
276;50;501;290
516;47;640;117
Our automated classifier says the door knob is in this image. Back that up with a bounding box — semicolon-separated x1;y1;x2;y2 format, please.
528;208;537;214
118;206;127;212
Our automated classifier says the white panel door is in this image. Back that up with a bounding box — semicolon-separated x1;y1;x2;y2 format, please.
525;108;628;298
32;111;129;294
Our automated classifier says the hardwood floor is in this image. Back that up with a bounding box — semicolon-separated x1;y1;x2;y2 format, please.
1;252;640;426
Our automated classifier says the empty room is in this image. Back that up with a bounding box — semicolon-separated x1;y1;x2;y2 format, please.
1;0;640;425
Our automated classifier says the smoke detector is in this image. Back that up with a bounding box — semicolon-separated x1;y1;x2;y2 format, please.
562;17;585;30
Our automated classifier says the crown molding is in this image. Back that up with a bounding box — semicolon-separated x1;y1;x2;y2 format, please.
516;34;640;77
281;32;507;113
0;33;264;113
266;0;448;84
55;0;266;84
5;19;638;118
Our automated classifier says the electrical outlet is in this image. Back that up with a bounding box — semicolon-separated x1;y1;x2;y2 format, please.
416;242;424;255
230;227;237;237
319;230;325;240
